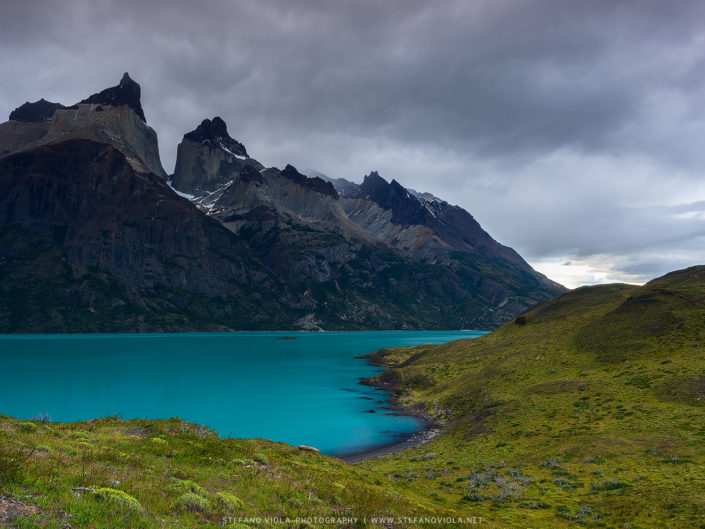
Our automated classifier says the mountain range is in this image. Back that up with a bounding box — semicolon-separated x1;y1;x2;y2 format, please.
0;73;564;332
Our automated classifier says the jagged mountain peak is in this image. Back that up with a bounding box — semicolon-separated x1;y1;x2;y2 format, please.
281;164;301;177
359;171;418;204
363;170;386;184
171;117;261;196
1;73;166;178
185;117;226;141
9;98;66;123
281;164;338;197
359;171;390;197
119;72;137;89
79;72;146;122
183;116;248;158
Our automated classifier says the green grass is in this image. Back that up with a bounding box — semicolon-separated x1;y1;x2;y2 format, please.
3;265;705;527
359;265;705;528
0;416;454;528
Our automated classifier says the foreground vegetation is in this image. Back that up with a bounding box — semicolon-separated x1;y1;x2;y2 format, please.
0;415;464;528
2;265;705;528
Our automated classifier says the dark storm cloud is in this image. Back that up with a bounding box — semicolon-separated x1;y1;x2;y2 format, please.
2;0;705;286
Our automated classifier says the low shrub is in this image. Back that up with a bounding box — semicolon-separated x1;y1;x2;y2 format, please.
252;453;269;466
176;492;210;512
168;478;208;497
92;488;145;513
590;479;629;491
215;491;244;510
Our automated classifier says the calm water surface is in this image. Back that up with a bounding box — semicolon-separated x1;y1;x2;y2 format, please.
0;331;485;455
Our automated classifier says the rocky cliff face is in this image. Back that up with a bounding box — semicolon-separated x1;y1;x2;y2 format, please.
0;138;309;332
170;123;373;243
170;117;261;195
332;171;563;314
0;120;51;159
0;139;251;293
79;72;146;122
9;99;66;122
0;74;167;178
168;116;565;329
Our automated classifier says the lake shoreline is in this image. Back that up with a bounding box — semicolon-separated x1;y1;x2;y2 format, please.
339;350;443;462
337;423;440;462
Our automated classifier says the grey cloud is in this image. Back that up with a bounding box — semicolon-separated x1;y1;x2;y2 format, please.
2;0;705;284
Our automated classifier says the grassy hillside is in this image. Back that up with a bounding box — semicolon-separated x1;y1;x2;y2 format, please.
0;417;455;528
361;265;705;528
2;265;704;528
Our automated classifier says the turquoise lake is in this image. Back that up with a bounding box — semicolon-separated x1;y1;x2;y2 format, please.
0;331;485;456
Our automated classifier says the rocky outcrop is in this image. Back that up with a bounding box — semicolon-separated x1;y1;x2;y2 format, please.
170;117;261;195
184;117;248;157
280;165;338;197
297;445;321;453
0;120;51;158
0;74;167;179
43;104;167;178
80;72;146;122
9;99;66;123
212;163;372;242
1;100;64;158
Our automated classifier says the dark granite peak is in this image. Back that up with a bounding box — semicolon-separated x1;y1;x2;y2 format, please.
281;164;338;198
184;117;248;158
359;171;389;197
357;172;432;226
9;98;66;123
280;164;304;182
80;72;146;122
390;179;407;193
363;170;386;185
239;164;264;184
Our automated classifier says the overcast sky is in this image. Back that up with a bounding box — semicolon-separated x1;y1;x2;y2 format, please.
2;0;705;288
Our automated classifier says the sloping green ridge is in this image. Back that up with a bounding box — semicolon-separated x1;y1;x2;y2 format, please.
361;265;705;528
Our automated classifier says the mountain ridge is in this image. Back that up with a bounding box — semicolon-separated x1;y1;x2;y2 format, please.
0;73;565;332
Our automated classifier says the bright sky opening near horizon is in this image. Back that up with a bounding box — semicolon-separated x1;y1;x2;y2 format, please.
2;0;705;290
